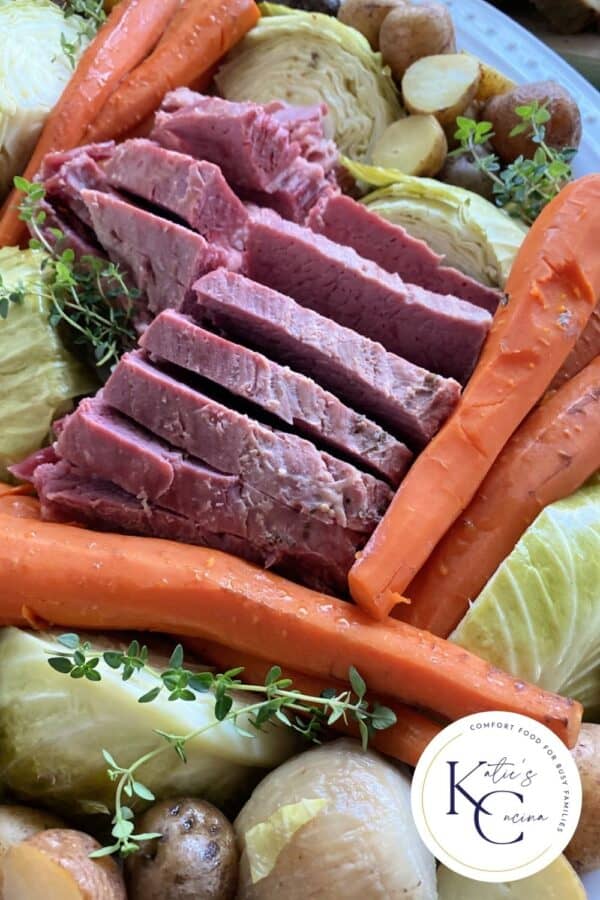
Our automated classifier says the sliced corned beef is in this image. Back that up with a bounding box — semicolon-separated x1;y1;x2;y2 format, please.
245;208;492;382
186;269;460;447
266;101;337;172
37;200;102;260
103;350;392;531
308;193;502;314
140;309;412;485
55;400;363;593
33;459;355;594
38;143;115;229
104;139;248;250
243;158;337;225
81;189;230;314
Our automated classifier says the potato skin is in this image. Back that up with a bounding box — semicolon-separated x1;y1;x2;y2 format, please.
338;0;406;50
484;80;582;163
0;805;65;857
125;798;238;900
566;724;600;874
380;3;456;80
438;153;494;200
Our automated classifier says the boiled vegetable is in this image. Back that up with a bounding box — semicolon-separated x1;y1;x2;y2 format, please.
0;513;582;745
0;0;89;201
551;305;600;390
379;3;455;80
348;174;600;619
438;151;494;199
484;80;582;164
437;855;585;899
0;629;297;817
1;829;126;900
125;799;238;900
337;0;405;50
566;724;600;873
235;739;437;899
401;356;600;636
372;115;447;176
0;804;64;895
402;53;481;129
0;247;97;481
216;3;402;161
86;0;260;143
451;477;600;716
343;158;528;287
471;55;517;102
0;0;181;248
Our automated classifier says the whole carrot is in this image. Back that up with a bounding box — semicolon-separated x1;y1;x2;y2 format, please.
187;638;443;767
349;175;600;620
397;355;600;637
0;0;181;247
86;0;260;144
0;512;581;746
550;306;600;391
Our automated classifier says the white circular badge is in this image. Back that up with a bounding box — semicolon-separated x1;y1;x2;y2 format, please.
411;712;582;883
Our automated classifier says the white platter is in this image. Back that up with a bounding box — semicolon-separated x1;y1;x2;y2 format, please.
440;0;600;177
442;2;599;895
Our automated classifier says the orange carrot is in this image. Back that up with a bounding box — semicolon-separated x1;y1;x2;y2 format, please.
85;0;260;144
0;512;581;746
397;355;600;637
550;305;600;391
187;639;443;766
0;0;181;247
349;175;600;621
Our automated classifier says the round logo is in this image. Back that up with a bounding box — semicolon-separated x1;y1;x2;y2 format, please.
411;711;582;883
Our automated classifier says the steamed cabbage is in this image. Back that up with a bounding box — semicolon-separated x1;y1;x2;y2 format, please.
216;4;402;161
0;0;89;199
0;629;298;818
0;247;96;480
451;476;600;718
343;158;528;287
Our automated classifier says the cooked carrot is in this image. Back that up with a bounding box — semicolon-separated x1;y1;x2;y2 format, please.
0;512;581;746
397;355;600;637
550;305;600;391
187;638;443;766
0;0;181;247
86;0;260;143
349;175;600;620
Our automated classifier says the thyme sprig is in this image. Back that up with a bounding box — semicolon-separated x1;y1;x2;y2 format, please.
0;177;137;372
48;634;397;857
60;0;107;68
452;101;575;225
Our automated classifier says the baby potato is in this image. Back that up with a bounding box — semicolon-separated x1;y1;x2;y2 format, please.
125;798;238;900
1;829;126;900
380;3;456;80
484;80;582;163
338;0;406;50
402;54;481;129
372;114;448;176
566;724;600;874
0;805;65;858
474;59;517;103
438;153;494;199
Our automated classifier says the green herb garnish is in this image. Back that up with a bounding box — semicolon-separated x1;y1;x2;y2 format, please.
60;0;107;68
47;634;397;858
452;101;575;225
3;176;137;372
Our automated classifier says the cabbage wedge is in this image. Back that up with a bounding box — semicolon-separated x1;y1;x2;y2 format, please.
216;4;402;161
343;158;528;288
451;476;600;718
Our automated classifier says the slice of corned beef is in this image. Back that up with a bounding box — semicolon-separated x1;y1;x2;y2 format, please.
243;159;337;225
103;350;392;531
308;193;502;314
32;459;356;594
140;309;412;485
38;142;115;229
104;139;248;250
81;189;230;314
245;208;492;382
186;270;460;447
56;400;364;592
151;90;300;193
37;200;102;259
266;101;337;172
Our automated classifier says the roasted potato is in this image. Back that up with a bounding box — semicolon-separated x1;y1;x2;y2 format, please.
379;2;456;80
125;798;238;900
566;724;600;873
338;0;406;50
1;829;126;900
438;152;494;200
484;80;582;163
372;114;448;176
402;54;481;129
